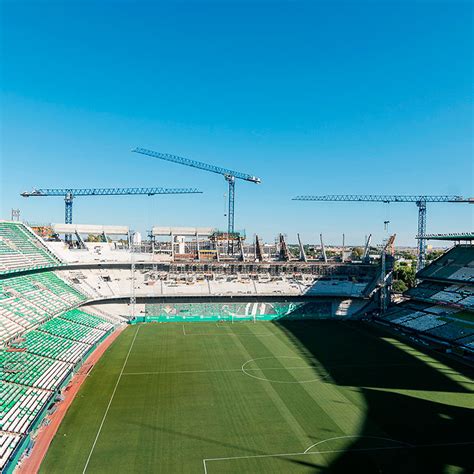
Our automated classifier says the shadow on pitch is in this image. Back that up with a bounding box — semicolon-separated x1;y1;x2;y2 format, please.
272;319;474;474
127;421;323;470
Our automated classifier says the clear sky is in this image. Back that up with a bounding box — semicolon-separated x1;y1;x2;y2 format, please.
1;0;472;246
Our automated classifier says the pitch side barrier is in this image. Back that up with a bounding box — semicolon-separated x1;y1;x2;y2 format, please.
127;300;371;324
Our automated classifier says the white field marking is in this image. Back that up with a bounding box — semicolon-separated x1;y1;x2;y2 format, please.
182;324;186;336
240;358;425;384
82;325;140;474
122;366;324;376
241;356;329;384
202;440;474;472
122;362;425;378
303;435;413;453
181;330;275;337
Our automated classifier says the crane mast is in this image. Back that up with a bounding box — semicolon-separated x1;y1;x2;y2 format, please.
132;147;261;251
293;194;473;270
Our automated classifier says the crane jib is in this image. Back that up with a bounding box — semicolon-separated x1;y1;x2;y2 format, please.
132;147;261;184
21;187;202;197
292;195;470;203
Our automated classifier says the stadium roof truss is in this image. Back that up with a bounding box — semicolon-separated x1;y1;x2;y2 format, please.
416;233;474;242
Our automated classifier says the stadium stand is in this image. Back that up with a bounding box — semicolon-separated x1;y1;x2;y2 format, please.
1;351;71;390
0;222;62;274
0;269;118;473
378;244;474;356
0;435;22;472
61;267;373;301
417;245;474;282
406;281;474;310
0;272;87;341
0;384;51;434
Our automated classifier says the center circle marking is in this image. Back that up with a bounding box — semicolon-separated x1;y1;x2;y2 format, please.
241;356;328;384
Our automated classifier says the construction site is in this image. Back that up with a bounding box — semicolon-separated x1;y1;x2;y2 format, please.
1;148;473;474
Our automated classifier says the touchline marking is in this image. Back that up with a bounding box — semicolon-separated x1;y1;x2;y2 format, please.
82;325;140;474
202;440;474;472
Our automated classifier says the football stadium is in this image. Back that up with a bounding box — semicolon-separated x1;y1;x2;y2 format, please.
2;2;473;473
0;219;473;473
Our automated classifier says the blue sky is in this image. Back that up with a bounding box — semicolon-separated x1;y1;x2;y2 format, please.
1;0;472;246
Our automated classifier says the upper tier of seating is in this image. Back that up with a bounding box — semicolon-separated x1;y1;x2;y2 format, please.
406;281;474;311
381;301;474;349
0;307;116;471
417;245;474;283
0;221;62;275
0;272;87;342
378;245;474;354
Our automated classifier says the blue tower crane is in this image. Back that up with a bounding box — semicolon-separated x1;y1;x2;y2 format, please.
292;194;474;270
21;187;202;225
132;147;261;240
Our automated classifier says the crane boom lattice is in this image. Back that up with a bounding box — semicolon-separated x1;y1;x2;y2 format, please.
132;147;261;252
292;194;473;270
21;187;202;239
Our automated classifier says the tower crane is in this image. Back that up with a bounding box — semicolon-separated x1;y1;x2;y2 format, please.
292;194;474;270
132;147;261;241
21;187;202;224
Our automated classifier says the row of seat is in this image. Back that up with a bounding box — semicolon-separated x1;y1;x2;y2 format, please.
0;384;51;434
417;245;474;283
0;272;88;341
0;307;116;472
380;245;474;357
1;352;71;390
0;434;21;473
0;222;61;275
58;308;114;331
39;318;108;345
381;302;474;347
407;281;474;310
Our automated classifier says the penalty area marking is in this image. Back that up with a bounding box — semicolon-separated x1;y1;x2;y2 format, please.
303;435;412;453
202;438;474;474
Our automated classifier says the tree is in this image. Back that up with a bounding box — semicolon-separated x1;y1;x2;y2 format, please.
392;279;408;293
351;247;364;259
85;234;101;243
393;260;416;289
426;249;444;263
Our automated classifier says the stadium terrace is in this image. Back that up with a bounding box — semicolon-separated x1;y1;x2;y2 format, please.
0;221;472;473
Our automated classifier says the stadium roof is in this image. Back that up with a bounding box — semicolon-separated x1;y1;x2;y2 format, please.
416;232;474;241
52;223;129;235
152;226;215;236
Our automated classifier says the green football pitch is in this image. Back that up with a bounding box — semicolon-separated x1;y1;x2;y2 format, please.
40;321;473;473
